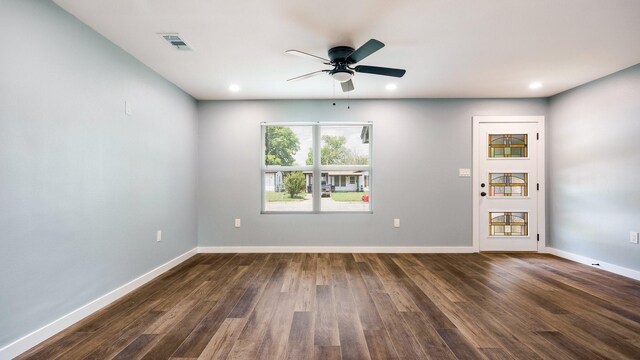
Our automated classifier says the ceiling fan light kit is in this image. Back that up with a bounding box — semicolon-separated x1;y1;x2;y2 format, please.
286;39;406;92
331;69;353;82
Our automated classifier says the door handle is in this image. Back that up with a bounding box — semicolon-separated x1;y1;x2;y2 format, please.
481;192;487;197
480;183;486;188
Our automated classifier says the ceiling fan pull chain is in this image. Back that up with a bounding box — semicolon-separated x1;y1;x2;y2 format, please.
332;80;336;106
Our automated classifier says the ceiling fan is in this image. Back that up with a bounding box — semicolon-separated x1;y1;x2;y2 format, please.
285;39;406;92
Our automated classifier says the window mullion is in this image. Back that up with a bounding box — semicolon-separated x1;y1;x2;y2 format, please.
312;125;321;212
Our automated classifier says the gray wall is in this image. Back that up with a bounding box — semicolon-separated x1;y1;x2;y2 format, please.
548;64;640;271
0;0;198;348
198;99;547;247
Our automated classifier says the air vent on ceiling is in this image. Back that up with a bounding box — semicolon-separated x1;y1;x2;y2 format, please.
159;33;192;51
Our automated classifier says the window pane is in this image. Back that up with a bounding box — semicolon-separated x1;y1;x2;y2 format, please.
320;125;370;165
264;171;313;212
265;125;313;166
488;134;528;158
320;171;370;212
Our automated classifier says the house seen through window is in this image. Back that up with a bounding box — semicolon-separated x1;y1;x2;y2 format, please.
262;123;372;213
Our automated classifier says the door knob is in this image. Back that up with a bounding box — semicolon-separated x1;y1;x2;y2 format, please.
480;192;487;197
480;183;486;188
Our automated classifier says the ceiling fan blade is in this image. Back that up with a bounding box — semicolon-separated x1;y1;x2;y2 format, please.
285;50;331;64
341;79;355;92
347;39;385;63
286;70;328;82
354;65;406;78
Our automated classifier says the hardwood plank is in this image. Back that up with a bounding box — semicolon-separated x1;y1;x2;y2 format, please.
14;332;91;360
295;270;317;312
331;254;371;360
145;274;223;336
377;254;455;329
139;300;216;359
285;311;315;360
437;328;486;360
81;310;164;360
112;334;158;360
369;292;426;359
364;254;420;312
314;345;342;360
316;253;331;286
255;291;297;360
46;297;166;359
344;254;385;331
173;254;270;357
362;329;398;360
400;311;457;360
356;261;386;294
536;330;609;360
196;317;247;360
314;285;340;346
226;339;263;360
228;253;280;318
479;347;513;360
336;303;371;360
227;258;292;359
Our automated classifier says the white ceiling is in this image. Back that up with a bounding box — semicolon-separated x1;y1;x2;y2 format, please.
53;0;640;100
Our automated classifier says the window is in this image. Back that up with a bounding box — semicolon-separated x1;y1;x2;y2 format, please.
262;123;372;213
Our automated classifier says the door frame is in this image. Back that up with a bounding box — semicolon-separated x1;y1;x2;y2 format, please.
472;116;546;253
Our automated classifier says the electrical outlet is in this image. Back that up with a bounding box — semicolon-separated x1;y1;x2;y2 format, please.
630;231;639;244
235;218;241;228
393;218;400;228
156;230;162;242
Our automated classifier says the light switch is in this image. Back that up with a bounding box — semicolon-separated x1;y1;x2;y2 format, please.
125;101;132;116
235;218;241;228
630;232;639;244
459;168;471;177
393;218;400;228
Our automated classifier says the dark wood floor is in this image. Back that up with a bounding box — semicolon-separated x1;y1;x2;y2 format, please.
17;253;640;359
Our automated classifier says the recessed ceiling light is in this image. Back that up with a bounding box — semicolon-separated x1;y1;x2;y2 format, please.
229;84;240;92
386;83;397;91
529;82;542;90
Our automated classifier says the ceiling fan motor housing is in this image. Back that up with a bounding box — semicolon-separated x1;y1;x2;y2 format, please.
328;46;356;63
328;46;356;82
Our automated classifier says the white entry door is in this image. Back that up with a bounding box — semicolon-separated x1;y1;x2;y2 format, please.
473;116;544;252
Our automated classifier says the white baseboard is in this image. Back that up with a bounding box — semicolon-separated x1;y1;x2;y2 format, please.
545;247;640;281
0;248;197;360
197;246;476;254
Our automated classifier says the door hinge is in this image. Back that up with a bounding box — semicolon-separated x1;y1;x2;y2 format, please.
537;183;540;191
536;133;539;140
537;234;540;242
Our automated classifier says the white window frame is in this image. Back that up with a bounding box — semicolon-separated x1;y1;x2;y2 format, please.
261;122;373;214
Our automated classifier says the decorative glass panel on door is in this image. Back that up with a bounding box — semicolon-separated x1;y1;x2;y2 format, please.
489;212;528;236
489;173;528;197
488;134;528;158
